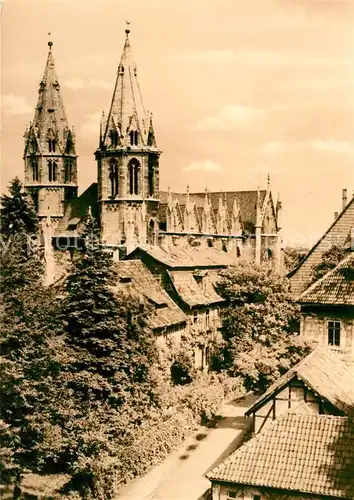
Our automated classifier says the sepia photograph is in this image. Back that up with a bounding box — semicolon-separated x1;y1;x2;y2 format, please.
1;0;354;498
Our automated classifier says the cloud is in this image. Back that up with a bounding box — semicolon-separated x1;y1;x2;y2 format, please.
183;160;224;173
309;139;354;155
81;112;102;135
262;141;284;155
174;50;235;62
65;78;111;91
193;104;263;131
2;94;32;115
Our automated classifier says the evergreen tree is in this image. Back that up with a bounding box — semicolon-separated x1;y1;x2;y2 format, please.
0;177;38;235
62;212;156;408
0;181;64;493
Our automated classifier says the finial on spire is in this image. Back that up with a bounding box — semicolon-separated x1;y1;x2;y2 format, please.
48;32;53;49
267;173;271;189
125;20;131;35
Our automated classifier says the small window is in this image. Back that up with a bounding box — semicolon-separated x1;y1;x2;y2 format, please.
48;160;57;182
227;492;237;499
328;321;341;347
193;310;198;324
206;308;210;328
32;159;39;181
65;159;73;183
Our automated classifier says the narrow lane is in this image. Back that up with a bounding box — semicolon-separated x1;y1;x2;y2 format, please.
117;393;257;500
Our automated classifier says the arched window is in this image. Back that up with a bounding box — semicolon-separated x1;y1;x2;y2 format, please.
48;160;57;182
65;159;73;182
32;158;39;181
148;162;154;197
236;246;241;258
109;160;119;197
48;139;56;153
128;158;140;195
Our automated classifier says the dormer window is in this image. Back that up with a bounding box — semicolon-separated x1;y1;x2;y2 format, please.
129;130;138;146
110;130;119;147
48;139;56;153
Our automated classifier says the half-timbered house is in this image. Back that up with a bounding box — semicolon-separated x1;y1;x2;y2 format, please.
245;347;354;434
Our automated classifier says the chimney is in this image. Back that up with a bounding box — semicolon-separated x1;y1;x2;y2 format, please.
342;189;348;210
334;212;339;220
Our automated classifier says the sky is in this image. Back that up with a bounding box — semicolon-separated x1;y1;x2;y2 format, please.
1;0;354;247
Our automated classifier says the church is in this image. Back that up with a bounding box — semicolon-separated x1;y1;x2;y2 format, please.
23;27;283;283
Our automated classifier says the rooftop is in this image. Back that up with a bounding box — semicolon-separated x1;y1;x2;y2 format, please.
167;269;223;307
126;244;235;269
246;347;354;416
299;252;354;306
207;413;354;498
113;260;187;331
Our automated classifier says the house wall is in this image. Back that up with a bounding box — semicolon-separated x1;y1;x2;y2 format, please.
250;377;341;434
300;309;354;358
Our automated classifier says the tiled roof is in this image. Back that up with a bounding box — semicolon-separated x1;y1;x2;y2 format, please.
167;269;223;307
288;197;354;295
113;260;187;331
299;252;354;306
127;244;235;269
246;347;354;416
55;183;98;237
207;413;354;498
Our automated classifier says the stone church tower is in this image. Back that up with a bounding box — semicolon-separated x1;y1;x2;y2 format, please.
24;40;78;219
24;40;78;284
95;26;161;255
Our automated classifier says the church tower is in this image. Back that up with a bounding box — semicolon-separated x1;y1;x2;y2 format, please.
95;25;161;254
24;40;78;218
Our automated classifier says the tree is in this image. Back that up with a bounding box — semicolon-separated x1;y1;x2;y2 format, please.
0;178;38;236
311;245;346;283
62;213;156;407
212;262;310;392
0;180;64;494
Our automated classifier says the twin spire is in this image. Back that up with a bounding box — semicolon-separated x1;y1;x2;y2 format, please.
100;24;157;149
25;38;74;156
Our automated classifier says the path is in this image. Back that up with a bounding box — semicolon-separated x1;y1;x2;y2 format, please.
116;392;257;500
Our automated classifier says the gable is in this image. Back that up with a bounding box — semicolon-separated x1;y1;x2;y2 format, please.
289;197;354;295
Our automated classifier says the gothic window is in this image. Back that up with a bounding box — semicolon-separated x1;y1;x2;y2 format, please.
148;162;154;197
48;160;57;182
328;321;341;347
48;139;56;153
64;159;73;183
110;130;119;147
31;139;37;153
128;158;140;195
31;158;39;181
206;308;210;329
109;160;119;197
129;130;139;146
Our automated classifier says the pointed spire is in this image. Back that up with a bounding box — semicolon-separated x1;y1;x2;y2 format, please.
26;39;73;155
102;24;151;148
